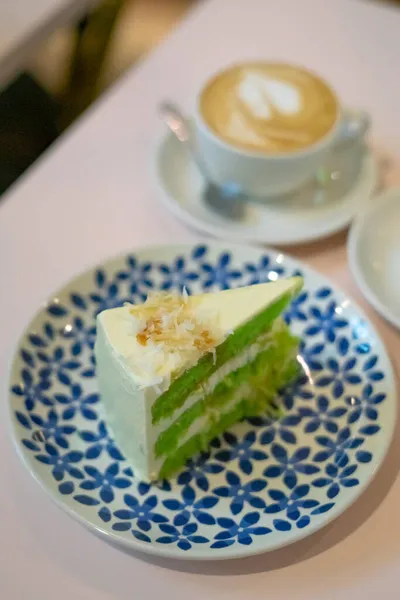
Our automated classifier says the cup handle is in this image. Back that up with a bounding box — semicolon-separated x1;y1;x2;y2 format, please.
334;108;370;149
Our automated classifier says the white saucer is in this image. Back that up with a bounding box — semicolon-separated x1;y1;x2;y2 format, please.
155;132;378;246
348;188;400;329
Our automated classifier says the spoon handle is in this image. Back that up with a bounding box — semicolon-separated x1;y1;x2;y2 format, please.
159;101;212;180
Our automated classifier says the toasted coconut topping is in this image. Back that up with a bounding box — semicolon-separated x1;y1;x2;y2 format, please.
124;292;225;387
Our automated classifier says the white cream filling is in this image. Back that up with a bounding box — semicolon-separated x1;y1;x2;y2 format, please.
178;382;253;449
150;331;274;441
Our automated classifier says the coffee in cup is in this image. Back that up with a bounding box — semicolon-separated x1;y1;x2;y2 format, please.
199;62;339;155
194;62;365;198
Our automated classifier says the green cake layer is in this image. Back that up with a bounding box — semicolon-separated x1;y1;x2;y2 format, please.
157;321;299;480
152;284;300;425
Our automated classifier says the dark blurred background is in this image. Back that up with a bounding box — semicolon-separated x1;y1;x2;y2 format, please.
0;0;194;196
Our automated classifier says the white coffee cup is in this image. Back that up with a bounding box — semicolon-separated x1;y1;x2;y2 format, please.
193;63;369;198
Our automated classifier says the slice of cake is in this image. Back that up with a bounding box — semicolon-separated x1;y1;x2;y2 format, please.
95;277;302;481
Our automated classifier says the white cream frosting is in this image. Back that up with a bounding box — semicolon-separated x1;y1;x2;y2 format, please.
98;293;226;390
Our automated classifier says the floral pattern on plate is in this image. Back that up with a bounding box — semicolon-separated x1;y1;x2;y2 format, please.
9;243;396;559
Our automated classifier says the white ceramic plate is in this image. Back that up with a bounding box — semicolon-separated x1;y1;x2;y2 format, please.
9;243;396;559
348;187;400;330
155;133;378;246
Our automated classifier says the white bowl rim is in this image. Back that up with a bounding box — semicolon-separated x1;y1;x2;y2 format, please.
347;187;400;330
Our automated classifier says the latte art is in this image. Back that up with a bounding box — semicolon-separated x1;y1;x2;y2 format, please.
200;63;338;154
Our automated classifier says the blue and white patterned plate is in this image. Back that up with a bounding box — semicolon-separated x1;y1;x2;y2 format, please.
9;243;396;560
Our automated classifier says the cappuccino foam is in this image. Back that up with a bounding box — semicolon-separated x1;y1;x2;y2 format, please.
200;63;338;154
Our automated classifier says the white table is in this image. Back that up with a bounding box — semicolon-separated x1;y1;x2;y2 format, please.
0;0;99;87
1;0;400;598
